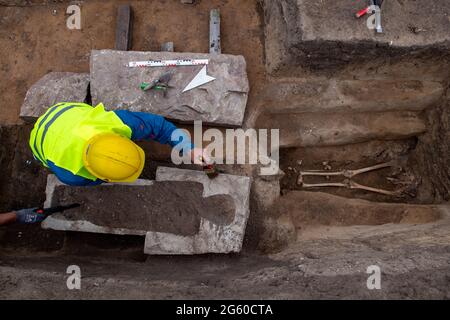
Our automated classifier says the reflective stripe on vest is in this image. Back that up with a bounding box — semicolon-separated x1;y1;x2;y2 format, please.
30;102;66;165
29;102;132;180
35;105;78;166
30;103;90;167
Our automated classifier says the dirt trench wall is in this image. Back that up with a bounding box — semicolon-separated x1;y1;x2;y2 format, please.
263;0;450;77
0;125;47;212
0;0;70;6
255;0;450;209
410;87;450;202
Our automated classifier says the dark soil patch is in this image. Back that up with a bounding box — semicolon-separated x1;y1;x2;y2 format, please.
0;125;48;212
409;98;450;203
52;181;236;236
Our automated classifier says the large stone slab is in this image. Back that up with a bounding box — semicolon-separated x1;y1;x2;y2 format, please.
19;72;90;122
145;167;251;254
90;49;249;126
41;167;251;254
41;174;236;237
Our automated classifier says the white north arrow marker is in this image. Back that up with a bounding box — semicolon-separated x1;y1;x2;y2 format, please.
182;66;216;93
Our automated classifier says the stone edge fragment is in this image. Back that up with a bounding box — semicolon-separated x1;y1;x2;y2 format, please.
20;72;90;122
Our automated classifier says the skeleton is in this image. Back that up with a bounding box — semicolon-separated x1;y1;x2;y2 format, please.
297;161;414;197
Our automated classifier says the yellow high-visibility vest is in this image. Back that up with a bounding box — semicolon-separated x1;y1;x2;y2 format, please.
29;102;132;181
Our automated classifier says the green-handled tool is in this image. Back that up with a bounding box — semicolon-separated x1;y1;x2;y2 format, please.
140;71;174;97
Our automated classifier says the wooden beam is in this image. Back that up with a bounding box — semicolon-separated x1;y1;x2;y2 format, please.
209;9;221;54
115;4;133;51
161;42;174;52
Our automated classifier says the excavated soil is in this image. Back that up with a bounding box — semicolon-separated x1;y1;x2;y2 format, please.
52;182;236;235
1;0;450;299
279;139;420;204
2;208;450;299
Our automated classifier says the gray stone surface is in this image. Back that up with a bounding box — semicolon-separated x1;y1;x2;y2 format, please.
145;167;251;254
19;72;89;122
90;49;249;126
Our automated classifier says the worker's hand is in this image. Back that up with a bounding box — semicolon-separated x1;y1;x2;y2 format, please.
14;208;46;224
189;148;212;165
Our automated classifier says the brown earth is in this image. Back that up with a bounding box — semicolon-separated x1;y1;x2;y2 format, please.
0;0;450;300
1;207;450;299
263;0;450;76
271;190;442;228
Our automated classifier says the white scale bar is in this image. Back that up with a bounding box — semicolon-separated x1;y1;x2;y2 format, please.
128;59;209;68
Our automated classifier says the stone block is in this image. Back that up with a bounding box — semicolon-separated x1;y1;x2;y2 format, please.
145;166;251;254
19;72;90;122
89;49;249;126
41;167;251;254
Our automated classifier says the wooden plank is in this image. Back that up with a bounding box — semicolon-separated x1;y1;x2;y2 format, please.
161;42;174;52
115;4;133;51
209;9;221;54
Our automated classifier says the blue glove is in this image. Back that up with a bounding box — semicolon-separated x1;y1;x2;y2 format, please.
15;208;46;224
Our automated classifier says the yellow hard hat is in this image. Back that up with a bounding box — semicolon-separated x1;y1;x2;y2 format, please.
82;133;145;183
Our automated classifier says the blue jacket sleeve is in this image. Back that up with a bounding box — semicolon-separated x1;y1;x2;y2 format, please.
48;161;104;186
114;110;194;150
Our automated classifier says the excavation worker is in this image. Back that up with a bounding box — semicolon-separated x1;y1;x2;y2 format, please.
30;102;206;186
